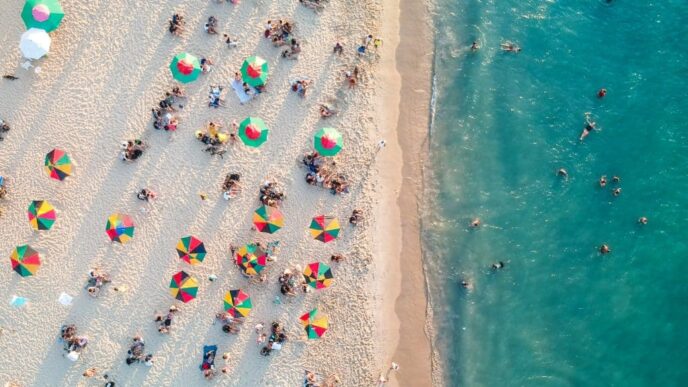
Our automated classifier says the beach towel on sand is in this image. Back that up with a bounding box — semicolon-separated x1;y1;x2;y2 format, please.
200;345;217;370
231;80;252;104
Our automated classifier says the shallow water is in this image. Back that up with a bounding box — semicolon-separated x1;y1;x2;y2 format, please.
423;1;688;385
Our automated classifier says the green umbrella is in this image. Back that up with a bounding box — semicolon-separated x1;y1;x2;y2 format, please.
21;0;64;32
240;56;269;87
238;117;269;148
313;128;343;156
169;53;201;83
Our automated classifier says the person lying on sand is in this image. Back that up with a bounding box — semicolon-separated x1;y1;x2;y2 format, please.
205;16;218;34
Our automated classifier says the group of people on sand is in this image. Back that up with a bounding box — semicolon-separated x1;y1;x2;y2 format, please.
0;117;9;141
154;305;179;334
259;322;288;356
259;180;286;207
152;86;185;131
221;173;242;200
119;139;148;162
279;266;307;296
215;311;244;334
195;120;237;156
85;268;111;298
302;151;350;195
125;336;154;366
265;19;301;59
60;325;89;361
168;13;185;36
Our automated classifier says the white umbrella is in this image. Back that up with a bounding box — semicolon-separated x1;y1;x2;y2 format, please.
20;28;51;60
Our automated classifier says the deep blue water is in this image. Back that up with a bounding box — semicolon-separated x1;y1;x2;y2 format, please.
423;1;688;385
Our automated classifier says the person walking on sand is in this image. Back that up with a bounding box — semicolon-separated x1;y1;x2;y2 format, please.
376;139;386;153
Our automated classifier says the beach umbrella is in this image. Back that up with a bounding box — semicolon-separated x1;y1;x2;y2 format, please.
309;215;340;243
21;0;65;32
238;117;269;148
313;128;343;157
169;52;201;83
300;308;329;339
303;262;334;290
176;235;206;265
223;289;252;318
105;213;134;244
169;270;198;303
10;244;41;277
240;56;269;87
19;28;51;59
235;243;267;277
253;205;284;234
27;200;56;231
44;148;72;181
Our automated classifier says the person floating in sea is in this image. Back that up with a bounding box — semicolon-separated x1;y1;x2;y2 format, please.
491;261;505;270
470;218;481;228
557;168;568;179
599;175;607;187
597;88;607;98
500;41;521;53
612;187;622;197
638;216;648;225
470;41;479;51
599;244;611;254
579;113;597;141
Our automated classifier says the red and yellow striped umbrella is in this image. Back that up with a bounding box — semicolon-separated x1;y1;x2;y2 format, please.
169;271;199;303
176;235;206;265
44;148;72;181
235;243;267;277
27;200;56;231
252;205;284;234
10;244;41;277
309;215;341;243
223;289;252;318
303;261;334;290
300;308;329;339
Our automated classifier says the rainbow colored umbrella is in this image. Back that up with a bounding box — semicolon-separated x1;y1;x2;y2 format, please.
223;289;252;318
170;52;201;83
44;148;72;181
253;205;284;234
303;262;334;290
10;244;41;277
235;243;267;277
27;200;56;231
240;56;269;87
105;213;134;244
300;308;329;339
21;0;64;32
309;215;340;243
238;117;269;148
176;235;206;265
314;128;343;157
170;271;198;303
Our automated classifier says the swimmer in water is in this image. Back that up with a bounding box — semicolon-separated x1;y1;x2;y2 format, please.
597;88;607;98
600;244;611;254
500;41;521;53
612;176;621;183
638;216;648;225
461;279;474;291
599;175;607;187
470;218;481;228
557;168;568;178
613;188;621;197
579;113;597;141
470;41;479;51
491;261;505;270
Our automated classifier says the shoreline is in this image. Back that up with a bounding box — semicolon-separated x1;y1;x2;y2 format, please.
375;0;435;385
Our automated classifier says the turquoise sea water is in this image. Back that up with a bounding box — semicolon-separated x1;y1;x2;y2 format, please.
423;1;688;385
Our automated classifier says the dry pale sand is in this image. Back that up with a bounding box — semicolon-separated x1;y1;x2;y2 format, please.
0;0;424;386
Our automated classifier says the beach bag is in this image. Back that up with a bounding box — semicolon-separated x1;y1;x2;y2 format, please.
66;351;80;361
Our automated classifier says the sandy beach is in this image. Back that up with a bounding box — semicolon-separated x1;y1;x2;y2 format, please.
0;0;434;386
